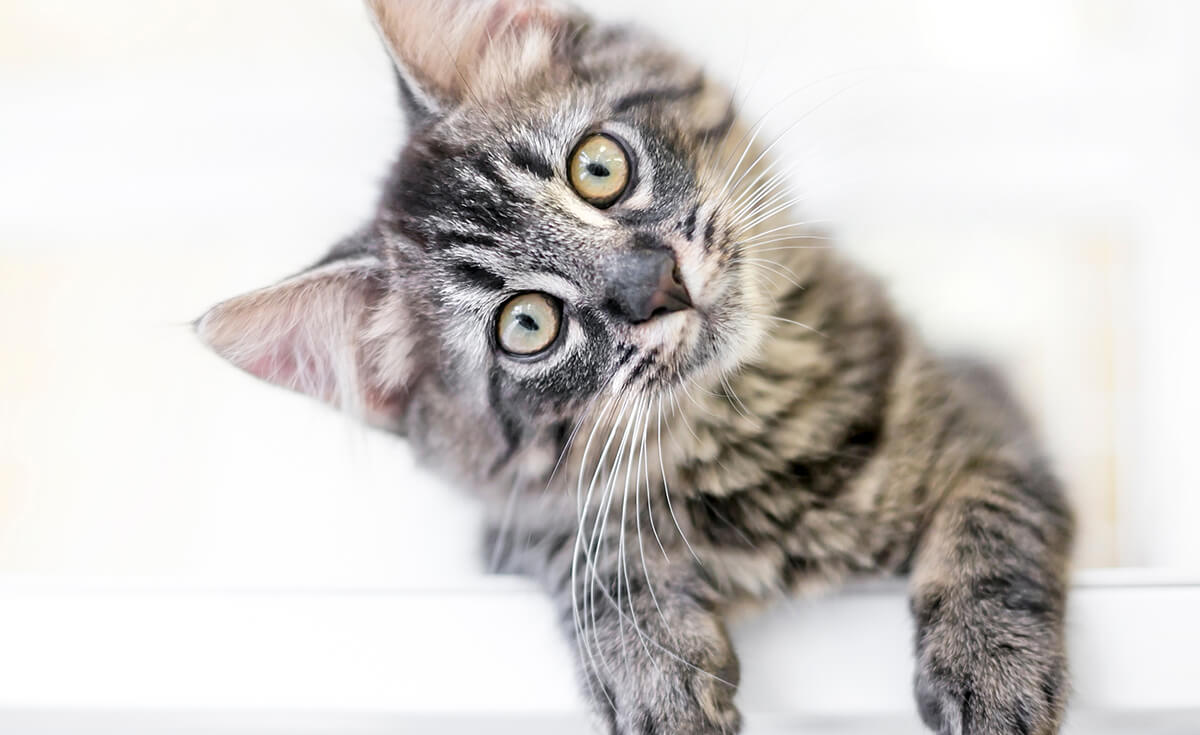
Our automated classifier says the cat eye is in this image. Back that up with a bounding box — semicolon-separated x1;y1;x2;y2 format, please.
497;292;562;356
568;133;630;208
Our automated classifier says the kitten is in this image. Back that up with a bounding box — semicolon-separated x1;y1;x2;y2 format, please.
197;1;1074;733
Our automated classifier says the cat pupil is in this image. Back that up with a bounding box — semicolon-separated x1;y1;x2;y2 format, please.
517;314;539;331
587;162;610;177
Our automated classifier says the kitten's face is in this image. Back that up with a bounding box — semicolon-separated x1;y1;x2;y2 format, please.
199;1;784;478
377;8;768;433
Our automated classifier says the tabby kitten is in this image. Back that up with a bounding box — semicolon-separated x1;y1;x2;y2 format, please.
197;1;1075;733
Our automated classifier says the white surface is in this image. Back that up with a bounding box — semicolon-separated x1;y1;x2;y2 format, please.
1;712;1198;735
0;571;1196;734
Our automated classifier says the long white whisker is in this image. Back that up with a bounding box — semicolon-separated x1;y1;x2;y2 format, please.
668;389;704;446
734;192;812;236
614;397;642;663
657;395;702;564
572;393;629;682
721;79;870;210
711;69;880;204
760;313;829;338
679;378;724;422
735;218;832;245
634;394;671;635
738;258;806;291
617;398;660;669
641;397;670;563
739;239;834;253
725;155;807;218
542;385;613;500
587;394;642;668
725;159;798;218
721;375;754;421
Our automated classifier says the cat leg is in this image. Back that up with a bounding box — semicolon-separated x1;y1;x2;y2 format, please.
555;556;741;735
908;459;1074;735
481;521;740;733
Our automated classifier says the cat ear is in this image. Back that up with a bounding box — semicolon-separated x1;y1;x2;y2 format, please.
366;0;571;120
196;255;411;429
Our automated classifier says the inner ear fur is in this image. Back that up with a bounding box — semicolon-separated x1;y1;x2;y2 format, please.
196;255;414;430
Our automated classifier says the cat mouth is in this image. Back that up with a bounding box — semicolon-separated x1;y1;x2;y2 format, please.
622;306;711;389
629;303;702;344
620;246;746;391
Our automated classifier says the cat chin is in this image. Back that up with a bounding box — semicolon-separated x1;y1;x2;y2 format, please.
626;306;698;351
620;314;761;399
684;305;770;392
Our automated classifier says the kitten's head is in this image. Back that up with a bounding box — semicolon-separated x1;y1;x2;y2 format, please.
199;0;801;481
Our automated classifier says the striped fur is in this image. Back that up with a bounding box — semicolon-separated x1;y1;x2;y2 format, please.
198;2;1074;733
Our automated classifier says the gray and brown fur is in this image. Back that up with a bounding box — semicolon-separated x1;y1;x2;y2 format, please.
197;2;1075;733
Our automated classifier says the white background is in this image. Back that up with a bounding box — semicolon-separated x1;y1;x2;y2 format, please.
3;2;1200;733
2;0;1199;585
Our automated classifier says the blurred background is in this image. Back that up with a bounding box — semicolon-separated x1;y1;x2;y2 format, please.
2;0;1198;588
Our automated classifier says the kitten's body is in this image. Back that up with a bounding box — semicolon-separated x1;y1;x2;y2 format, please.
199;2;1074;733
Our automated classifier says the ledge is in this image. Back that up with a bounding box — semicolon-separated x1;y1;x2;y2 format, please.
0;570;1196;733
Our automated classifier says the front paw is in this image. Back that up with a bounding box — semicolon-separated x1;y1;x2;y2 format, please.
914;646;1067;735
606;644;741;735
583;613;742;735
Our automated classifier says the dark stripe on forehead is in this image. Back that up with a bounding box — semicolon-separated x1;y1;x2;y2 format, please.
432;230;499;249
613;74;705;114
451;260;506;291
508;142;555;179
472;153;521;201
387;133;531;244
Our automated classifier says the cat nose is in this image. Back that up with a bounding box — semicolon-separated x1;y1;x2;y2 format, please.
604;245;692;324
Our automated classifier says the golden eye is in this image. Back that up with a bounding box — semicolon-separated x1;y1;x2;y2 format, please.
497;292;562;356
569;133;630;208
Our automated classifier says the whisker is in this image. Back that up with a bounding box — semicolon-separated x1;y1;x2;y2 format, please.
721;375;755;421
571;393;631;682
711;69;881;204
616;398;660;668
737;258;806;291
634;394;672;635
542;382;615;500
586;394;642;668
657;395;702;565
720;78;871;210
734;192;813;236
667;389;704;447
739;239;835;253
641;399;671;563
680;378;726;421
759;313;829;338
725;159;798;219
735;218;833;245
